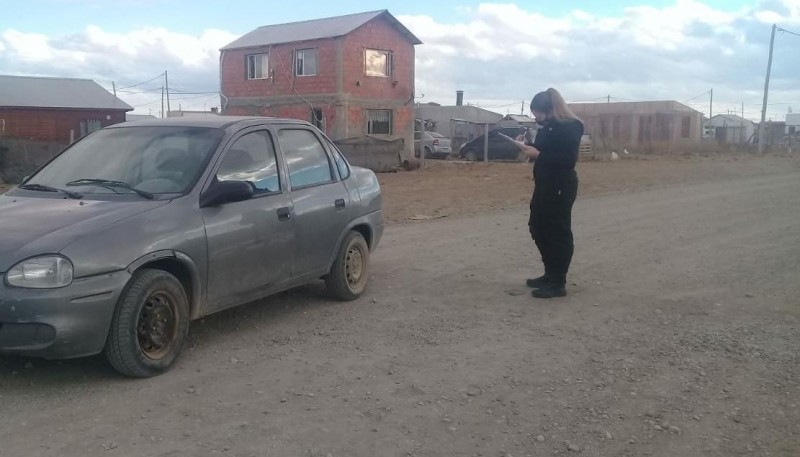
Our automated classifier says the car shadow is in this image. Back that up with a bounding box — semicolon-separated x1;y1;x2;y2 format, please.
0;281;340;386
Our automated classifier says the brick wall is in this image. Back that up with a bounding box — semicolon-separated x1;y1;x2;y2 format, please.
341;16;415;102
0;108;127;143
220;14;417;157
222;38;339;98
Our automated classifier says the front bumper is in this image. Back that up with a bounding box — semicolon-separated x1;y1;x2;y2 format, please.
0;270;130;359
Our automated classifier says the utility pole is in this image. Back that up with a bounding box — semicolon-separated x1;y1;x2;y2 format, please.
521;100;524;115
758;24;777;154
112;81;117;99
419;102;426;169
607;95;611;103
165;71;171;115
161;86;165;119
709;88;713;118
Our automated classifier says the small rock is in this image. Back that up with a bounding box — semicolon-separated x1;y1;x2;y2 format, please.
567;443;581;452
536;435;546;442
744;293;755;298
229;357;240;364
183;431;192;437
185;387;195;395
668;426;682;435
307;393;315;398
604;431;613;440
693;415;702;421
280;398;287;403
653;424;663;431
371;298;378;304
629;436;638;444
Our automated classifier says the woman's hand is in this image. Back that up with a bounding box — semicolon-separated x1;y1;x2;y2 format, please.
499;133;540;159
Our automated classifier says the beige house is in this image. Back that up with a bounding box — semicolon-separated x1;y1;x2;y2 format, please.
568;101;703;150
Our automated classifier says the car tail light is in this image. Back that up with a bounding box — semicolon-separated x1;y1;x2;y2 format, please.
432;139;439;146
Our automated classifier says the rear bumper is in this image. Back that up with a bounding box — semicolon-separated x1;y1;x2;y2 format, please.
0;270;130;359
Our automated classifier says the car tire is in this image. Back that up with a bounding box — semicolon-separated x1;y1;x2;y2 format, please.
105;269;190;378
424;146;432;159
464;149;479;162
326;231;370;301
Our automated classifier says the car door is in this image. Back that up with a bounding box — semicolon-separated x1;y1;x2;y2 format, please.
201;128;295;312
276;127;350;278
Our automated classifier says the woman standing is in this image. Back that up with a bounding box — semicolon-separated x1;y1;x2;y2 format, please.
506;88;584;298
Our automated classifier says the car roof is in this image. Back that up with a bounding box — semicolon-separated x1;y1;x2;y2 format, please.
109;116;315;130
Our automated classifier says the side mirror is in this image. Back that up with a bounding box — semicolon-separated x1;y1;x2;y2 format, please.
200;180;254;207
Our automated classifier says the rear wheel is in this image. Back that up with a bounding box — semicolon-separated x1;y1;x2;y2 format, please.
326;231;370;300
464;149;479;162
424;146;432;159
105;269;189;378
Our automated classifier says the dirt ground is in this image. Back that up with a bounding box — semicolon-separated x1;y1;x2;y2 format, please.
1;154;799;457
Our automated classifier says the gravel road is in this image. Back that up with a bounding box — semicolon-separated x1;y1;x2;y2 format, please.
1;170;798;457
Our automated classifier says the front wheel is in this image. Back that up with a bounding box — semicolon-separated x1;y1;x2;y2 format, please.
326;231;370;300
464;149;479;162
105;269;189;378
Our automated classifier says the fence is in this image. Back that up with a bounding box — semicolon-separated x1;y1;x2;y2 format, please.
0;137;66;184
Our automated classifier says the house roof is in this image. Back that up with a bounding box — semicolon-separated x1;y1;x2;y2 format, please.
221;10;422;50
707;114;755;126
0;75;133;111
503;114;536;123
568;100;702;115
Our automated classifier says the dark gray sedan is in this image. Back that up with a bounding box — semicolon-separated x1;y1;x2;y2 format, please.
0;117;383;377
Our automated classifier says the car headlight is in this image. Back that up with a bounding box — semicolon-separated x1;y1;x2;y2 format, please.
6;256;74;289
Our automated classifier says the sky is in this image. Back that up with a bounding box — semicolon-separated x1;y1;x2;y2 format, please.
1;0;799;120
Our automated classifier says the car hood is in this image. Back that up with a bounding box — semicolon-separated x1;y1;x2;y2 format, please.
0;194;170;272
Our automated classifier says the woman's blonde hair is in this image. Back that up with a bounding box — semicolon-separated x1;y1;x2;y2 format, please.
530;88;581;122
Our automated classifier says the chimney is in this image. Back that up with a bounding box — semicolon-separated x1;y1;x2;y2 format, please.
456;90;464;106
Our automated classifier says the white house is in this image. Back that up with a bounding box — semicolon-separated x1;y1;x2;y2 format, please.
786;113;800;136
705;114;756;144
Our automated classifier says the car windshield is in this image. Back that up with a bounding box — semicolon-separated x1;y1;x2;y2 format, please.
27;126;223;196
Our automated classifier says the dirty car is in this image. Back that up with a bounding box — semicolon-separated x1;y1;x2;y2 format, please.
0;117;383;377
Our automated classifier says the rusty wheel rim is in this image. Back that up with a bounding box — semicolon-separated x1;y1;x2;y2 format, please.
137;291;179;360
345;245;365;289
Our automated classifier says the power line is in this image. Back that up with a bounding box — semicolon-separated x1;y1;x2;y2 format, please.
117;72;165;90
777;26;800;38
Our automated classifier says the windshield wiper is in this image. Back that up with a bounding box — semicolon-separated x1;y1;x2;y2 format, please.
18;183;83;199
66;179;155;200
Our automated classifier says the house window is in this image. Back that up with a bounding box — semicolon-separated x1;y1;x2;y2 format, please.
365;49;391;77
247;53;269;80
366;109;392;135
311;108;324;131
681;116;691;138
296;48;317;76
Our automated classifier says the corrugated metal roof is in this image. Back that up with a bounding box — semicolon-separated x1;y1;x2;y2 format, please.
221;10;422;50
0;75;133;110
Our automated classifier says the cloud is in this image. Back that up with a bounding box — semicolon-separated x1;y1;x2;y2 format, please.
0;26;237;113
400;0;800;120
1;1;799;119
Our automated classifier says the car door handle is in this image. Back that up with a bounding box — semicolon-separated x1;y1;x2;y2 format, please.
277;207;292;221
335;198;346;209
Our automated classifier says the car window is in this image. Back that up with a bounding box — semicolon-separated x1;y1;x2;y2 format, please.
27;126;222;196
322;136;351;180
278;129;334;188
217;130;280;193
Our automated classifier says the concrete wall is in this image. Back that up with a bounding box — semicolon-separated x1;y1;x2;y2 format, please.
0;108;127;143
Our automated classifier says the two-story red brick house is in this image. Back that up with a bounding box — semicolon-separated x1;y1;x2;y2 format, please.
219;10;421;158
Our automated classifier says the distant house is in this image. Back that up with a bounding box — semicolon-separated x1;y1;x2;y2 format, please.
705;114;756;144
568;101;703;150
220;10;421;158
500;114;537;129
0;75;132;143
125;113;158;122
416;95;505;151
786;113;800;136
